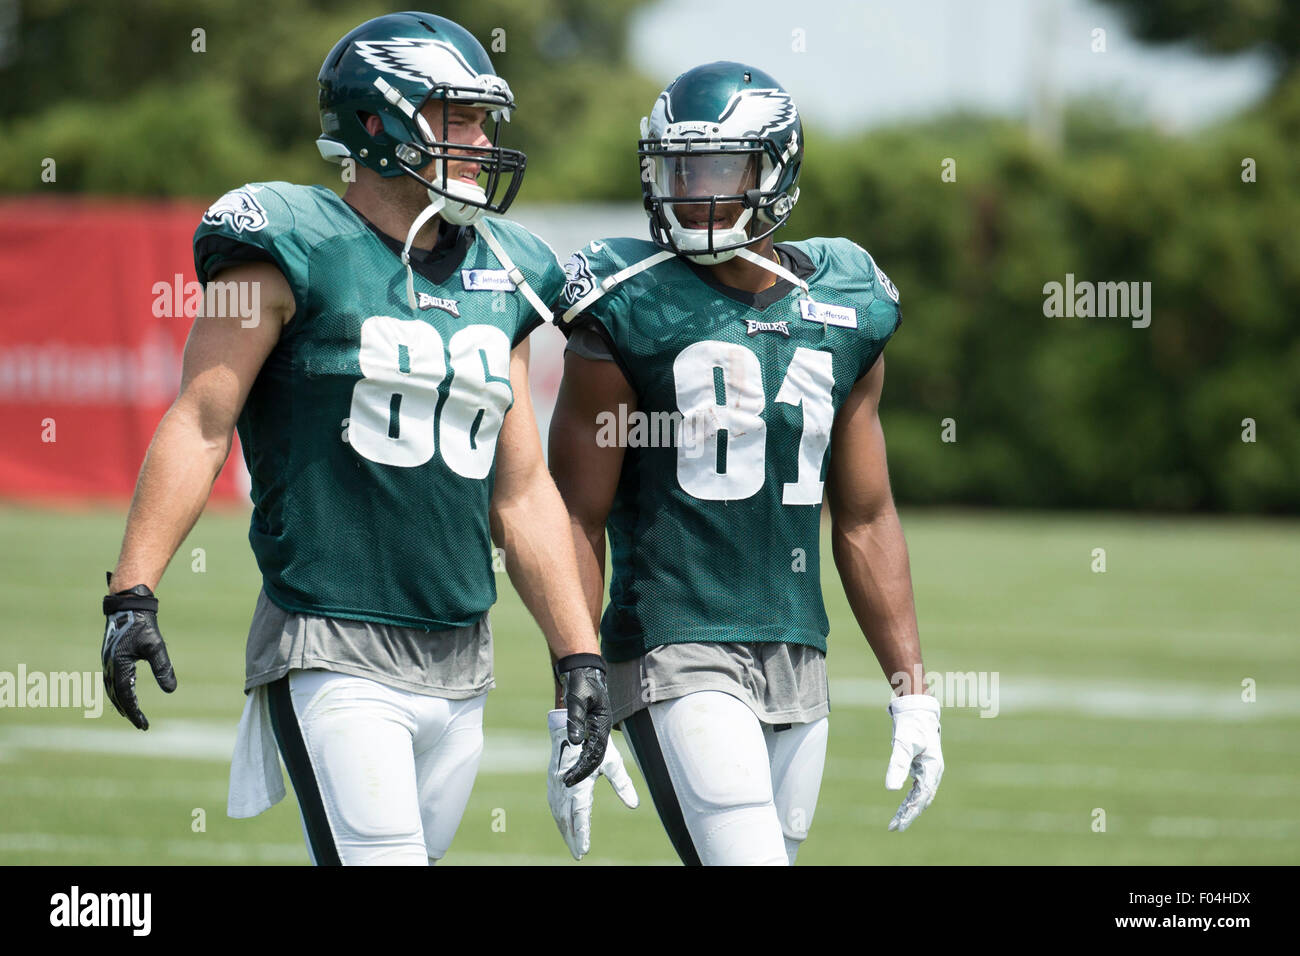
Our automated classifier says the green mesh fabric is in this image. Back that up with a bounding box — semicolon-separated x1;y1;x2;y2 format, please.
561;235;901;662
195;182;564;629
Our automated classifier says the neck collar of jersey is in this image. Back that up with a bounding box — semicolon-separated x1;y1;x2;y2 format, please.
683;243;814;311
343;199;474;286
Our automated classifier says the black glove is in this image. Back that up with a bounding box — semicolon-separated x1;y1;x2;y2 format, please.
554;653;612;786
101;573;177;730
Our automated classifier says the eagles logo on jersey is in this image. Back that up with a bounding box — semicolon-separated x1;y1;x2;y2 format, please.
202;186;269;234
560;251;596;309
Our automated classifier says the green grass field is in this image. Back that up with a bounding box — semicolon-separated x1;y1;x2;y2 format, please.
1;503;1296;865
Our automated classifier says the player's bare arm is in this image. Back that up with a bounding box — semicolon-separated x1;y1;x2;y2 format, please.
542;347;642;858
490;338;600;658
826;355;944;830
548;350;638;632
826;356;923;693
110;262;292;592
102;261;292;729
490;337;612;784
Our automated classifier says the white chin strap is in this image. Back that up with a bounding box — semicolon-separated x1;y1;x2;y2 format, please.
401;195;446;310
735;247;810;297
398;177;497;310
398;195;552;325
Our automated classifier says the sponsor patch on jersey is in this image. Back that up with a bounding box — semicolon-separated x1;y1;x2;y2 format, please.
744;318;791;336
798;297;857;329
461;269;516;292
202;186;268;234
417;293;460;317
561;251;595;308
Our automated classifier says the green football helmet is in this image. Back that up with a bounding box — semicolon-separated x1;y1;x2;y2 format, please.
316;11;525;224
639;61;803;263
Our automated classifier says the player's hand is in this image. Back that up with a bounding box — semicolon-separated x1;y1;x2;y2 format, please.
101;575;176;730
553;653;613;786
547;710;639;860
884;693;943;831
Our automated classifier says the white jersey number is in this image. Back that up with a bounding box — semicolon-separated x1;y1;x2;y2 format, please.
673;341;835;503
348;316;513;473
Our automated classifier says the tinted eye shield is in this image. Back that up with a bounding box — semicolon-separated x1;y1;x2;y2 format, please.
638;135;784;216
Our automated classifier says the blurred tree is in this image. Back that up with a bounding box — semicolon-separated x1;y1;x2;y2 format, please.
790;80;1300;513
1098;0;1300;76
0;0;658;198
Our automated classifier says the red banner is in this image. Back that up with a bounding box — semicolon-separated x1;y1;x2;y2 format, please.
0;197;248;502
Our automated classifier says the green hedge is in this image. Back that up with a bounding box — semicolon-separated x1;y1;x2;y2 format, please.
787;87;1300;512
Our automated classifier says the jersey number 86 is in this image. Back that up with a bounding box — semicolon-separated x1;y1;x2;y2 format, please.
348;315;513;478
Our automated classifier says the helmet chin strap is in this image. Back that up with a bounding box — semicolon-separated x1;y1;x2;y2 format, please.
733;247;826;337
402;195;446;310
734;247;810;297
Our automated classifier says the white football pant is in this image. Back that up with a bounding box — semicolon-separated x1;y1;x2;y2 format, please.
621;690;828;865
266;668;485;866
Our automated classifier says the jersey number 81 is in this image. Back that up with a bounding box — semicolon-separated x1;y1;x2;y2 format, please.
673;340;835;505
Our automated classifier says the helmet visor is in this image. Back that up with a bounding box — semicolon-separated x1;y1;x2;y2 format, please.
656;152;759;229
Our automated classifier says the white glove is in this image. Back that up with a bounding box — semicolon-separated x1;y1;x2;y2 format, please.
547;709;639;860
884;694;944;831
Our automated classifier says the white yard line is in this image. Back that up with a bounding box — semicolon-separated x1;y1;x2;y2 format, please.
0;831;307;863
0;721;550;773
829;675;1300;720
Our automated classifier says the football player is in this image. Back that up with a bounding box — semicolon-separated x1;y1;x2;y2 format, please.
99;11;612;865
547;62;944;865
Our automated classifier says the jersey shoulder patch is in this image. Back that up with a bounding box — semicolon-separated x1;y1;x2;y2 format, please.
193;182;340;303
844;239;900;305
196;181;339;241
556;237;666;329
201;184;274;235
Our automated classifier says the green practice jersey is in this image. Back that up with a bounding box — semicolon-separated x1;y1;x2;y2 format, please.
556;236;902;662
194;182;563;630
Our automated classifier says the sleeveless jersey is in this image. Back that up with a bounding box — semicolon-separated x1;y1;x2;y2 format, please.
194;181;563;629
556;236;901;662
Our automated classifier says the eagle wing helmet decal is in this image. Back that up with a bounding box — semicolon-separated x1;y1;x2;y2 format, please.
353;37;512;103
716;88;797;137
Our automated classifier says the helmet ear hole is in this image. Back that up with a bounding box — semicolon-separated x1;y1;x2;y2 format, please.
358;112;381;136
